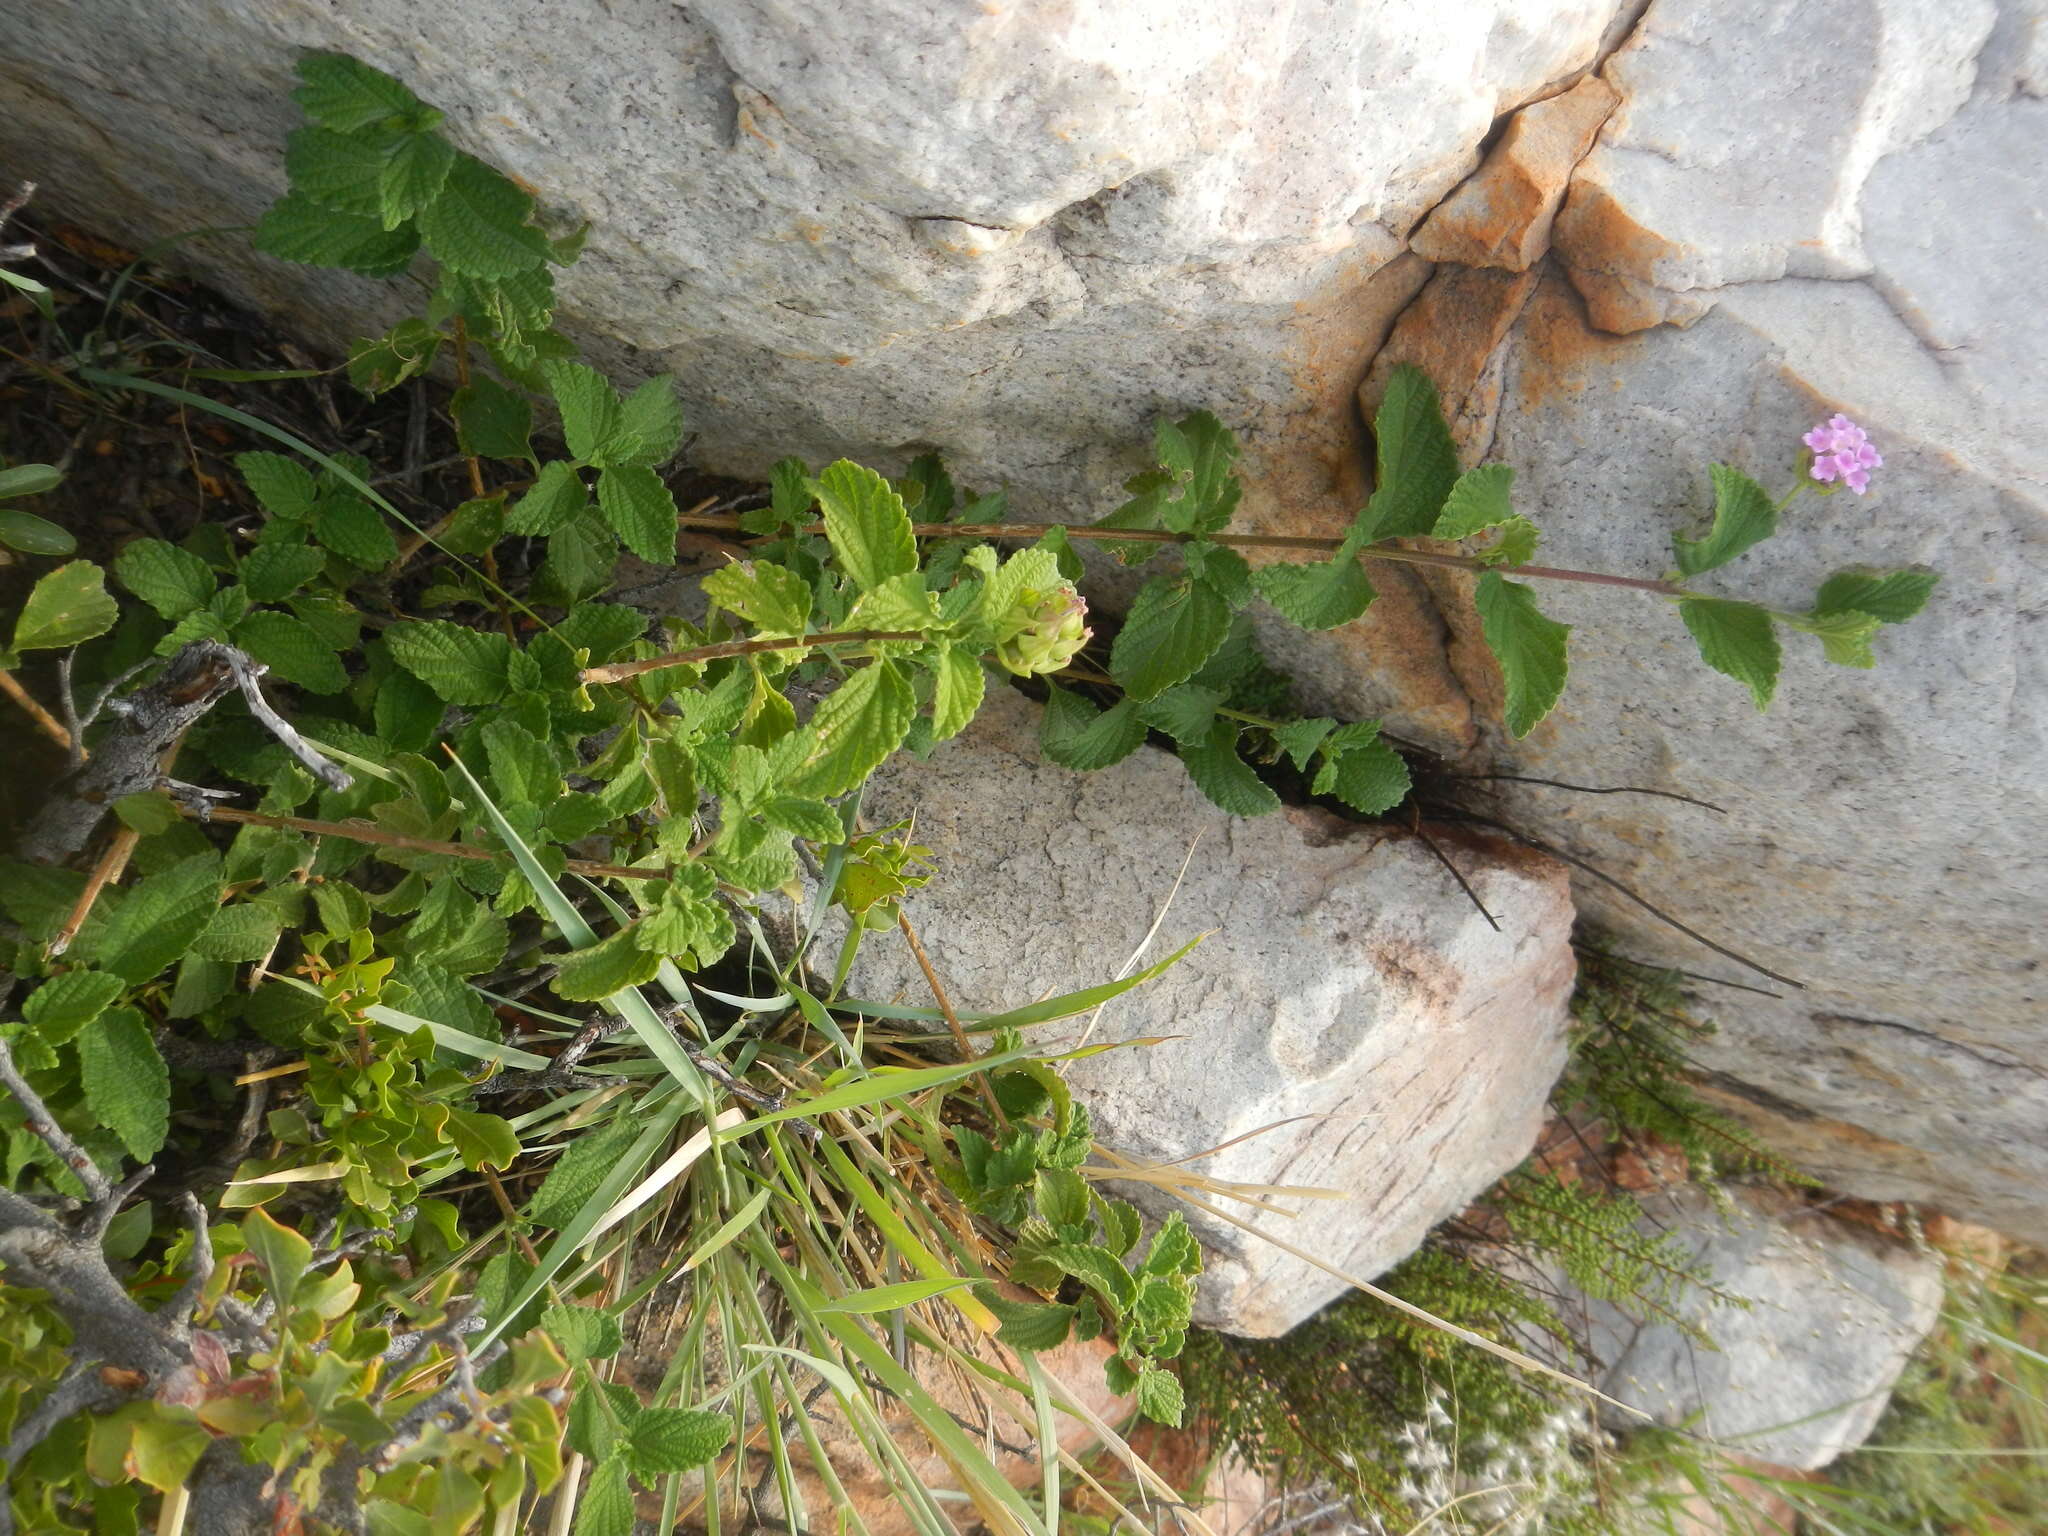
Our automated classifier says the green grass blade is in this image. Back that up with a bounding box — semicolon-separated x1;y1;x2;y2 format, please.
446;753;708;1096
470;1089;689;1351
681;1186;774;1273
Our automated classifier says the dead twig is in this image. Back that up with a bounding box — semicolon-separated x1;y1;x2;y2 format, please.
17;640;352;867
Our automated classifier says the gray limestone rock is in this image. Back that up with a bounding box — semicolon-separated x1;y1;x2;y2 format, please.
1570;1187;1944;1470
0;0;1626;505
1440;0;2048;1245
840;688;1578;1336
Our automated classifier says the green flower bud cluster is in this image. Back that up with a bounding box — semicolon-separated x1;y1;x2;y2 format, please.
992;583;1092;676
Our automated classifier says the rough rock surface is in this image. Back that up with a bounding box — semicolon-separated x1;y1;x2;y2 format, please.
1567;1187;1944;1470
0;0;1622;510
1434;0;2048;1247
843;688;1578;1337
1413;75;1620;272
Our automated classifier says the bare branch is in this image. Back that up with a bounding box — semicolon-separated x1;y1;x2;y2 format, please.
222;647;352;792
164;1193;215;1330
0;1032;109;1203
0;1363;125;1532
55;652;86;769
18;641;353;866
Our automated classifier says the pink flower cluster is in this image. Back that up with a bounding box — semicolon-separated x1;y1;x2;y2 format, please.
1803;413;1883;494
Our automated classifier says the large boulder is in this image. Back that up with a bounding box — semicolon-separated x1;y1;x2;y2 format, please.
1396;0;2048;1245
843;688;1578;1337
1572;1186;1945;1470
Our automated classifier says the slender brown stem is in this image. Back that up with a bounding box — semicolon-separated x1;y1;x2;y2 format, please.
1;669;73;751
896;910;1005;1126
48;826;139;958
177;805;662;882
675;512;1685;596
449;315;487;503
580;629;925;685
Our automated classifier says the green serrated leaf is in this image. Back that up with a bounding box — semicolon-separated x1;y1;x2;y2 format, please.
1253;554;1376;631
848;570;942;634
1135;685;1223;746
347;319;443;396
76;1007;169;1162
539;514;617;604
113;791;179;836
701;560;812;635
627;1408;730;1476
1136;1366;1185;1426
757;456;812;531
1783;607;1883;668
1679;596;1781;710
596;465;678;565
87;853;221;985
1368;364;1459;538
1035;1167;1091;1228
554;927;663;1003
788;659;915;799
525;1120;641;1228
284;125;391;219
1473;570;1571;738
378;130;457;229
1433;462;1514;539
1813;567;1939;625
293;50;428;133
757;796;842;844
1270;717;1336;772
571;1455;634;1536
437;493;507;557
191;903;283;962
816;460;916;593
21;971;125;1045
541;1304;623;1365
10;560;119;656
1154;412;1243;536
452;377;533;461
929;645;985;742
506;459;588;535
978;1287;1077;1353
236;611;348;694
1433;462;1539;564
1109;575;1232;701
1045;1243;1137;1312
255;193;420;277
385;620;513;705
114;540;215;621
634;866;735;969
1040;689;1146;772
1179;722;1279;816
1312;728;1410;816
1674;464;1777;577
482;718;558;806
542;360;624;464
373;668;445;751
313;493;399;566
415;155;551;278
239;541;325;603
236;452;320;520
1186;542;1253;608
1141;1212;1201;1278
614;377;684;467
